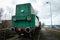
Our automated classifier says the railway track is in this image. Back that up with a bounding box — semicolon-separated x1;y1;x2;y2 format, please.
0;28;41;40
6;30;41;40
7;35;31;40
7;35;18;40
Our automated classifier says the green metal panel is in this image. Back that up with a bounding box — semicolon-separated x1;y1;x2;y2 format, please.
30;14;35;28
16;16;26;20
12;3;36;28
12;16;15;27
12;15;35;28
16;3;31;16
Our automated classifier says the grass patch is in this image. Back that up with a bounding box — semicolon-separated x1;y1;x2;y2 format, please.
46;29;60;40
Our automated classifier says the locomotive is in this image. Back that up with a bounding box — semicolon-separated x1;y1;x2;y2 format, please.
12;3;41;37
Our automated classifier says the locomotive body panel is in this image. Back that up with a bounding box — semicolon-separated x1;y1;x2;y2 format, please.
12;15;35;28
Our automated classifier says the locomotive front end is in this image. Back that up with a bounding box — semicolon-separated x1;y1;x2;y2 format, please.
12;3;41;38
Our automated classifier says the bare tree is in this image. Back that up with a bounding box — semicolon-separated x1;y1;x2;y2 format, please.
0;8;3;23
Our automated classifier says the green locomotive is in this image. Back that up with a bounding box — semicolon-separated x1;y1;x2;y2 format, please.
12;3;41;37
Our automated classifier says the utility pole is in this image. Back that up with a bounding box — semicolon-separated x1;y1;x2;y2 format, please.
46;1;52;28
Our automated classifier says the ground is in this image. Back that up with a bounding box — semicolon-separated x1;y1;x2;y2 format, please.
6;28;59;40
39;28;59;40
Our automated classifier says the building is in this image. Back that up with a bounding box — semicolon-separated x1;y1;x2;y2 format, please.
0;20;12;29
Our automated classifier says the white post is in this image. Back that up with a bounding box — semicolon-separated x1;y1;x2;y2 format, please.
50;2;52;28
46;1;52;28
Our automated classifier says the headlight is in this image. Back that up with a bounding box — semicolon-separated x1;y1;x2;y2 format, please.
21;10;24;13
27;16;31;21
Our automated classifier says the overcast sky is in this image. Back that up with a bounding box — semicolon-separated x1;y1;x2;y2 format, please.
0;0;60;25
